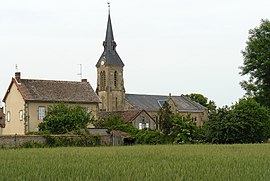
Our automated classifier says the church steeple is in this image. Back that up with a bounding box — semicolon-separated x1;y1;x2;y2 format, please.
104;13;115;50
96;4;126;112
96;6;124;68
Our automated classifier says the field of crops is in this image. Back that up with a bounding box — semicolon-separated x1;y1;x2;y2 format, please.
1;144;270;180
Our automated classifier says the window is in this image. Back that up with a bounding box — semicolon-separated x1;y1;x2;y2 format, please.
100;71;106;90
7;111;10;122
38;107;46;120
114;71;117;87
19;110;23;121
146;123;149;129
139;123;143;130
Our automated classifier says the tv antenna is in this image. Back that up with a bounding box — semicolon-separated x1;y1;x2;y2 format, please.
15;64;19;72
77;64;83;80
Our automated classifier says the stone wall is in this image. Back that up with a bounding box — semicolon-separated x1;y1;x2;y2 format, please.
0;135;46;148
0;134;121;148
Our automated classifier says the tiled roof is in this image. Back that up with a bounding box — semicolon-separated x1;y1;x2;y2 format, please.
126;94;207;113
98;110;143;123
16;79;100;103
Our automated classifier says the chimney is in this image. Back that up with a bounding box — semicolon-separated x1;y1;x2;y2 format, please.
15;72;21;83
81;79;88;83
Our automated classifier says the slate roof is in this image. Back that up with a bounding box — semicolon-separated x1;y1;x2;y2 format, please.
3;78;101;103
96;13;124;67
126;94;168;111
170;96;207;112
98;110;148;123
126;94;207;113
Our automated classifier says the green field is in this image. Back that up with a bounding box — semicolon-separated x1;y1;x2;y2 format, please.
1;144;270;180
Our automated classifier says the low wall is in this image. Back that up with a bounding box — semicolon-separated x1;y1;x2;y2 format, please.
0;135;46;148
0;134;117;148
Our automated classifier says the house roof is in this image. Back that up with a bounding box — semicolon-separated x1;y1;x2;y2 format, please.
126;94;207;113
96;13;124;68
3;78;101;103
98;110;152;123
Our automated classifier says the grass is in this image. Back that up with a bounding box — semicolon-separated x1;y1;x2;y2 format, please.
1;144;270;180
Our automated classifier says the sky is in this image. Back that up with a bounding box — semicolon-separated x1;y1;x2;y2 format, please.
1;0;270;107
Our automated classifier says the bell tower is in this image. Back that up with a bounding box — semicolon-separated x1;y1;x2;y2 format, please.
96;6;125;112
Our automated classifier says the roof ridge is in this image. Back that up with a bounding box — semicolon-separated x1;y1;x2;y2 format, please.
21;79;85;83
126;93;169;97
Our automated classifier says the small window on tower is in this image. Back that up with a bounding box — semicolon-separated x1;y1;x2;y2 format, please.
114;71;117;87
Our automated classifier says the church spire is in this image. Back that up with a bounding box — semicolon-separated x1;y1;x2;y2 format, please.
104;12;116;50
96;3;124;68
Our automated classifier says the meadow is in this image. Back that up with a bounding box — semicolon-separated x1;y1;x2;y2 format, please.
0;144;270;180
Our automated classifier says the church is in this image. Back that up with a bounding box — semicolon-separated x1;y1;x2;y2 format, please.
95;11;208;128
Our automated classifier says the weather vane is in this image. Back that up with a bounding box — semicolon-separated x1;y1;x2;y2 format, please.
107;2;110;13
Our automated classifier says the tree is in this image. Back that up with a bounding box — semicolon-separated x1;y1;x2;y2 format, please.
158;102;174;135
171;114;197;144
186;93;216;112
94;115;123;129
204;98;270;143
240;19;270;108
39;103;94;134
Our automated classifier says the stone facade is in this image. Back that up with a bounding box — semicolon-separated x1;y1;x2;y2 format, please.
97;65;125;112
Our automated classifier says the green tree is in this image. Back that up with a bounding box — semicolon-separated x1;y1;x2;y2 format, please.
95;115;123;129
171;114;197;144
39;103;94;134
186;93;216;112
204;98;270;143
158;102;174;135
240;19;270;108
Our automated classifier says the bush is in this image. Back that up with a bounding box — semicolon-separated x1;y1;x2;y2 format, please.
45;135;100;147
39;103;94;134
171;114;197;144
204;98;270;143
135;129;165;144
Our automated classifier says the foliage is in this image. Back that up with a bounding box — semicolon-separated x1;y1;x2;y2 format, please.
186;93;216;112
158;102;174;135
240;19;270;108
112;123;138;136
171;114;197;144
26;130;51;135
135;129;165;144
2;145;270;180
45;135;100;147
39;103;94;134
204;98;270;143
19;141;46;148
94;115;124;130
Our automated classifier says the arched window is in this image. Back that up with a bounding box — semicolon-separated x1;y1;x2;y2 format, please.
100;71;106;90
114;71;117;87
